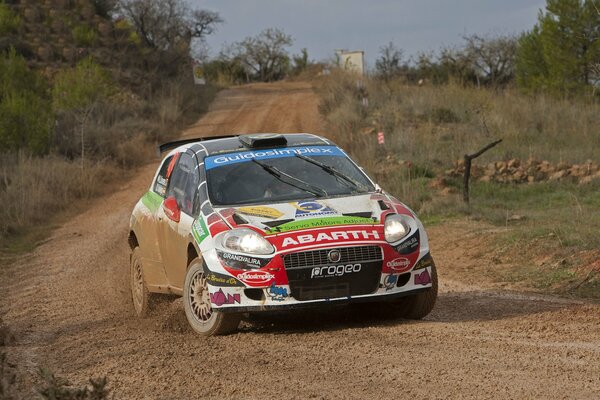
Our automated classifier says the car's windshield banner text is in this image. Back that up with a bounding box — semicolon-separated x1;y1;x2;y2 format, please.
204;146;345;170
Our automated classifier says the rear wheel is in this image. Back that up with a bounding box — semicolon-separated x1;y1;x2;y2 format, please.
130;247;153;317
392;265;438;319
183;258;241;336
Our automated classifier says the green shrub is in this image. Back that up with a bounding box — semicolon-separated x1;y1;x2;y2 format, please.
0;4;20;36
0;91;51;155
72;25;98;47
0;49;52;155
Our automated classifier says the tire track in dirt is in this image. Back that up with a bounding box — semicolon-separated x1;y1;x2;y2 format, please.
1;81;599;399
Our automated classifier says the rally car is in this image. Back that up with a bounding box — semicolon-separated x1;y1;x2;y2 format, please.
128;133;437;335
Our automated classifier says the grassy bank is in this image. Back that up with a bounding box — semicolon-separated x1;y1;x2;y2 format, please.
0;80;219;257
318;72;600;298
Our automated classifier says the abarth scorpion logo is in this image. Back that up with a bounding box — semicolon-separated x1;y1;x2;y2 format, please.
328;249;341;263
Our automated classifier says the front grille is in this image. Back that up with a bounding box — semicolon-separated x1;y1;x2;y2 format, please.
283;246;383;301
283;245;382;269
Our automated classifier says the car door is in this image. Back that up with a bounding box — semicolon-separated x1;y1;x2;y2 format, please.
157;151;200;291
135;154;174;291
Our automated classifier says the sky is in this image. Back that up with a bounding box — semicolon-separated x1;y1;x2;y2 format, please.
191;0;546;66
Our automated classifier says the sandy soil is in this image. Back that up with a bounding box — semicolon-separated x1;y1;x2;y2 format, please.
1;81;599;399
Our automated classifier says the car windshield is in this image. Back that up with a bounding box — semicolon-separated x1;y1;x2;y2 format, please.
205;145;375;206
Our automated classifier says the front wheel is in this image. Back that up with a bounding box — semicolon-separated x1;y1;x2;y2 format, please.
392;265;438;319
183;258;241;336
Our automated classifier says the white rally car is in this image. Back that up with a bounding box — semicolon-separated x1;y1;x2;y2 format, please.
128;133;437;335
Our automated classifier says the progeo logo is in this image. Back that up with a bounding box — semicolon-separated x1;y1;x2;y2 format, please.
281;230;380;247
311;263;362;279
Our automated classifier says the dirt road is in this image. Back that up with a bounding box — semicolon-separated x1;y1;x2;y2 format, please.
1;82;599;399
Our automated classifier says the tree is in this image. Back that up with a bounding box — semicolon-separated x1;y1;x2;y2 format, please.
117;0;222;63
375;42;404;81
463;34;517;86
234;28;293;82
516;0;600;94
292;48;309;75
52;58;114;167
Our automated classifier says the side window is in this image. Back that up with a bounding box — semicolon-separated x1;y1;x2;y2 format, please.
153;155;174;197
166;153;200;216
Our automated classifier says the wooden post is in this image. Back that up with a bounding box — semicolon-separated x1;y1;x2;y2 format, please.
463;139;502;204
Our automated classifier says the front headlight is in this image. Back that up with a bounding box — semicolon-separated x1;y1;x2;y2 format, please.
221;228;275;255
384;214;410;243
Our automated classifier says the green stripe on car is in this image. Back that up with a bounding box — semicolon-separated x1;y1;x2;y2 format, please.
142;191;163;213
266;216;377;234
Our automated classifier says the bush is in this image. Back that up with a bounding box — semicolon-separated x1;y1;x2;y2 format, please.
0;91;51;155
0;4;20;36
0;49;52;155
72;25;98;47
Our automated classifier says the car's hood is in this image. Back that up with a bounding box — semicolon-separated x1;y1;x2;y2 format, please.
216;194;386;233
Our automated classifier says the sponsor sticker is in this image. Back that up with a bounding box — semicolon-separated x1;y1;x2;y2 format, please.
310;263;362;279
395;230;420;255
414;269;432;286
386;257;412;272
291;201;336;218
266;216;376;234
281;230;380;247
237;206;284;219
210;289;240;306
205;272;243;287
236;270;275;285
218;251;261;266
382;274;397;290
192;218;209;244
204;146;345;170
267;283;289;301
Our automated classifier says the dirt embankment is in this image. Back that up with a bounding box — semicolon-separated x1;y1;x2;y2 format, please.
1;81;599;399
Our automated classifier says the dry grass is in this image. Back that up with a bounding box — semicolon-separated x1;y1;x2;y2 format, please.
0;153;116;237
320;73;600;169
319;72;600;298
0;80;219;246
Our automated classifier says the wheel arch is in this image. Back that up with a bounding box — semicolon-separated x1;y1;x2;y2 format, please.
187;241;201;268
128;230;139;250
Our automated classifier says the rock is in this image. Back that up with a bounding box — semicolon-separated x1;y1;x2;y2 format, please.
508;159;520;168
512;171;525;181
549;170;568;181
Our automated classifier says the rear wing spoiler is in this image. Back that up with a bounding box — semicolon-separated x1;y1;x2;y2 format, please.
157;135;239;155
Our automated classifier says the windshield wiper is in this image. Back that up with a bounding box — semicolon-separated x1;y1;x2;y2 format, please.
251;159;327;198
295;154;369;193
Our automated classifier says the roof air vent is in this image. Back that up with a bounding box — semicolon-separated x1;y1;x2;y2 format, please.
239;134;287;148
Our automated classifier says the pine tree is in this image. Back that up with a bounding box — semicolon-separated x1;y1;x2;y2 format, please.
516;0;600;94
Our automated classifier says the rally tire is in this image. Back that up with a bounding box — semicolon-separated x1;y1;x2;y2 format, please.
394;265;438;320
183;258;241;336
130;247;153;317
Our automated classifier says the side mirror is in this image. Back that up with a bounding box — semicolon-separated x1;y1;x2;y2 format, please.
163;196;181;223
